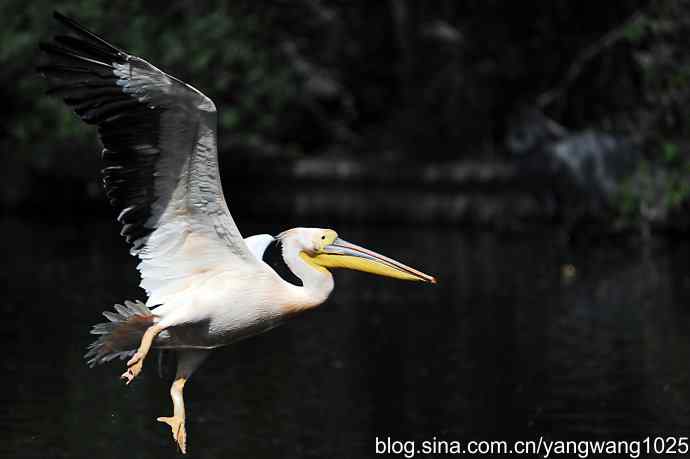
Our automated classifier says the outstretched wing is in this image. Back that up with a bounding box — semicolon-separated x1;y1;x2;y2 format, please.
39;12;256;305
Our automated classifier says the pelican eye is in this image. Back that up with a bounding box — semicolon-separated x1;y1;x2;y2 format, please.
321;235;326;240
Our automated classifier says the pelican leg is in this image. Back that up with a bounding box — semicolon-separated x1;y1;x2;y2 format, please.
157;349;209;455
121;323;164;384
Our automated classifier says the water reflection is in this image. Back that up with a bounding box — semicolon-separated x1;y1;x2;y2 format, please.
2;218;690;457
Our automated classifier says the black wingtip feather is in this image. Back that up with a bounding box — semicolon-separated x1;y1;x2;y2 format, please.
52;11;125;56
54;34;115;61
39;40;113;69
41;12;163;252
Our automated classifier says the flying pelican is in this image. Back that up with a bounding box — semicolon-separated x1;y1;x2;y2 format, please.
39;12;435;454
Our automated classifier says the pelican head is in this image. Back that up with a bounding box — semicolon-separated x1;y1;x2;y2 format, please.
279;228;436;284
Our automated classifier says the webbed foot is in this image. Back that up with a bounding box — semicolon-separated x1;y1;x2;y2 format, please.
157;415;187;454
120;351;144;384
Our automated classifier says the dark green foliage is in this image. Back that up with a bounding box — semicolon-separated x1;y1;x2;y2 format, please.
1;0;307;206
3;0;689;227
3;0;301;156
608;1;690;225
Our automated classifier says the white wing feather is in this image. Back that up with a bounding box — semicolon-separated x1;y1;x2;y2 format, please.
40;13;257;306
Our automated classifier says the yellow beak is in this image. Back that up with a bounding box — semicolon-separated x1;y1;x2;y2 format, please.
309;238;436;283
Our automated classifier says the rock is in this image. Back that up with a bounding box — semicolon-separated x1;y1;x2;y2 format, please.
506;108;567;156
507;108;640;213
420;20;463;45
549;131;639;205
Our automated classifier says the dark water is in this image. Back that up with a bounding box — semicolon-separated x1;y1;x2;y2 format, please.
3;217;690;458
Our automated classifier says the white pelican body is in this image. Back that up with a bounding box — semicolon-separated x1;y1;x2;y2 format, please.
150;230;336;350
40;12;435;454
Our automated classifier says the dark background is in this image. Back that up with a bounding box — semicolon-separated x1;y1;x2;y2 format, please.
2;1;690;458
3;0;689;230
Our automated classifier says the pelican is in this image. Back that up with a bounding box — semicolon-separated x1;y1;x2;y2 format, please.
39;12;435;453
